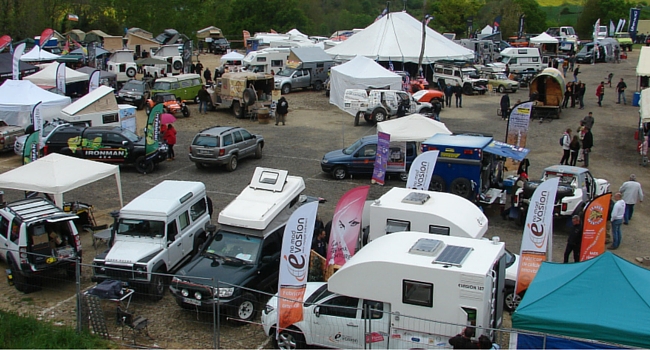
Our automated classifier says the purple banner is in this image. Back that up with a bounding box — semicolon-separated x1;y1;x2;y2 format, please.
372;132;390;185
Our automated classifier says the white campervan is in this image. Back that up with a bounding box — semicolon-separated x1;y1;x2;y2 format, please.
147;44;184;76
499;47;544;73
107;50;137;82
262;232;507;349
59;85;124;128
242;48;290;74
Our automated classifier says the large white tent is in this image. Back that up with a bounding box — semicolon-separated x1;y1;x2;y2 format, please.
24;62;89;85
0;153;123;208
376;114;452;142
326;11;473;63
529;32;559;44
0;79;71;127
20;45;60;62
636;46;650;76
329;55;402;112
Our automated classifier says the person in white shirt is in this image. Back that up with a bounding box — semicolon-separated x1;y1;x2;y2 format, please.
610;192;626;249
619;174;644;225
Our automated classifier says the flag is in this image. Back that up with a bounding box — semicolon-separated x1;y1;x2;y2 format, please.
375;8;388;22
493;16;502;33
270;29;277;34
518;14;526;39
515;177;559;295
371;132;390;185
56;63;66;94
12;43;26;80
39;28;54;47
466;16;474;38
22;132;40;165
182;40;192;73
425;15;433;26
0;35;11;52
593;18;600;41
609;20;615;36
276;201;319;334
580;193;612;261
67;14;79;21
406;150;439;190
327;186;370;267
629;8;641;41
617;19;626;33
88;69;101;92
145;103;163;159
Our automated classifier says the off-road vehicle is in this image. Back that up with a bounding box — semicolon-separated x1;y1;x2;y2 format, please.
343;89;433;125
208;72;274;119
188;126;264;171
432;60;488;95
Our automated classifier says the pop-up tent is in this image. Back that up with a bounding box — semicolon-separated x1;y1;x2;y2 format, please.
329;55;402;111
376;114;451;142
0;153;123;208
20;45;60;62
0;52;38;82
529;32;559;44
512;252;650;348
23;62;89;85
326;11;473;63
0;79;71;127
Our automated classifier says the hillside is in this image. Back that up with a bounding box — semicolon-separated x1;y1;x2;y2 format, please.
537;0;583;6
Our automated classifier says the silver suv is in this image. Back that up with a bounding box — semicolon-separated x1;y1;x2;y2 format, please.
188;126;264;171
432;61;488;95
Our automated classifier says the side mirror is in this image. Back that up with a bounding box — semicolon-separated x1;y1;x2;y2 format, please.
314;306;321;317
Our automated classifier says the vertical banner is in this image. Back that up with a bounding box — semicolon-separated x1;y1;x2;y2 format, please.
372;132;390;185
39;28;54;47
0;35;11;52
518;14;525;39
466;17;474;38
277;201;319;333
12;43;25;80
580;193;612;261
593;18;600;40
56;63;66;94
182;40;192;74
406;150;439;190
88;42;96;67
515;177;559;295
145;103;163;158
243;30;251;51
493;16;502;33
505;101;532;171
609;20;615;36
629;8;641;41
22;132;40;165
88;69;101;92
32;101;43;141
327;186;370;267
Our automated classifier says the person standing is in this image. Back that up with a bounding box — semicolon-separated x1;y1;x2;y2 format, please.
276;96;288;125
569;54;575;71
573;65;580;83
562;58;569;76
616;78;627;105
569;135;580;166
581;111;595;130
444;83;453;107
203;67;212;84
432;99;442;121
560;128;572;165
163;124;176;160
614;46;620;63
449;327;478;349
582;126;593;167
198;40;204;54
596;81;605;107
500;93;510;120
564;215;582;263
619;174;644;225
577;82;586;109
198;85;210;114
609;192;626;249
195;60;204;78
562;82;573;108
454;83;463;108
311;229;327;257
505;64;510;77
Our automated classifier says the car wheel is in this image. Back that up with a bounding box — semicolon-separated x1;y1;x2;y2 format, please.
332;166;347;180
313;80;323;91
9;257;35;293
372;108;387;123
126;67;136;78
149;272;166;301
505;288;524;312
226;155;238;172
450;177;473;199
354;112;361;126
233;293;257;323
363;114;371;123
254;144;263;159
429;175;446;192
135;156;154;174
498;85;506;93
463;84;473;95
232;101;244;119
281;84;291;95
275;328;306;350
182;106;190;118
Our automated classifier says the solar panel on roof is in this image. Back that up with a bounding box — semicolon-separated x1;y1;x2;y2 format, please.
435;245;473;267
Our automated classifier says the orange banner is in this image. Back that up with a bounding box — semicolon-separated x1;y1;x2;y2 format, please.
580;193;611;261
278;286;306;331
516;251;546;294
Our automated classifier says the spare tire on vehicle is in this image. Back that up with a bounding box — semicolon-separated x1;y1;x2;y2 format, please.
242;88;257;106
522;180;542;199
126;67;136;78
522;180;574;201
173;60;183;71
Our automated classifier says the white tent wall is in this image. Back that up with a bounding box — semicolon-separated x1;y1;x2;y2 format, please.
329;55;402;113
20;46;60;62
24;62;89;85
0;80;71;127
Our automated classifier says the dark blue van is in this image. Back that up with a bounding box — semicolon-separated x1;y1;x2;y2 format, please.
321;135;417;180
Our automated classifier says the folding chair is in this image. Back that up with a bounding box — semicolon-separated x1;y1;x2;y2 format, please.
117;306;153;345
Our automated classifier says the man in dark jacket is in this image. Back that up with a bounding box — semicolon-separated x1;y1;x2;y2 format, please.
444;83;453;107
564;215;582;263
276;96;288;125
432;100;442;121
454;83;463;108
500;93;510;120
582;127;594;167
197;85;210;114
203;68;212;83
449;327;478;349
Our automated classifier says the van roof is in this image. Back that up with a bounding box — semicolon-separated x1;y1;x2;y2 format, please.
422;134;493;148
155;74;201;83
120;180;206;217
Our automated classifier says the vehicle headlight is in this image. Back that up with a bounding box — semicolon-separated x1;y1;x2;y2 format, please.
194;291;203;300
263;304;275;315
181;288;189;297
321;158;328;164
134;264;147;278
214;287;234;298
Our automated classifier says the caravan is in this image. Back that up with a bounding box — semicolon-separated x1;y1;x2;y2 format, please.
499;47;544;73
59;86;136;131
242;48;290;74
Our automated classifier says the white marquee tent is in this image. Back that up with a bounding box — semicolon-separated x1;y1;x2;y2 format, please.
0;79;71;127
220;51;245;61
326;11;473;63
20;45;60;62
329;55;402;112
0;153;123;208
529;32;559;44
377;114;452;142
24;62;89;85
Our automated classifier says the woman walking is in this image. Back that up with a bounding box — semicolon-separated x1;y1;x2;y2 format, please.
569;135;581;166
164;124;177;160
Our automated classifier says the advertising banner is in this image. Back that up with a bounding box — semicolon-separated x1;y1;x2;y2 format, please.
327;186;370;267
0;35;10;52
145;103;162;158
505;101;532;170
406;150;439;190
88;69;100;93
629;8;641;41
22;132;40;165
39;28;54;47
580;193;612;261
371;132;390;185
518;14;525;39
182;40;192;73
88;42;96;67
55;63;66;94
515;177;559;295
12;43;25;80
386;141;406;173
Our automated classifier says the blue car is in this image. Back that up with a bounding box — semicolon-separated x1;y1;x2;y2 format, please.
320;135;417;180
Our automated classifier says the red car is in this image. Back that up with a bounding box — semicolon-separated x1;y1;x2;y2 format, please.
412;89;445;104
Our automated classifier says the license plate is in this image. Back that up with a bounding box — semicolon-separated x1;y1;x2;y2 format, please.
123;97;133;101
198;150;211;155
183;297;201;306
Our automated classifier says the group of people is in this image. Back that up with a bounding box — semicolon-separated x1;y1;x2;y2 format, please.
444;83;464;108
449;327;499;349
562;81;587;109
560;112;594;167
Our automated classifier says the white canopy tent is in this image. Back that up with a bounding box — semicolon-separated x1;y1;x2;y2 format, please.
20;45;60;62
326;11;473;63
329;55;402;112
636;46;650;76
24;62;89;85
0;79;71;127
0;153;123;208
529;32;559;44
287;29;309;38
377;114;452;142
220;51;245;61
640;88;650;123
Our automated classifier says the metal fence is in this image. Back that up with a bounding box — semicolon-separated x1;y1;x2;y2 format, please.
3;249;625;349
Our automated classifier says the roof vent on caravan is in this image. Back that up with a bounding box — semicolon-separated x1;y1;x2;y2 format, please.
435;245;474;267
249;167;287;192
408;238;444;257
401;192;431;205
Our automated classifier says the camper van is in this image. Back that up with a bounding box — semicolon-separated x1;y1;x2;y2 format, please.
261;232;506;349
149;44;184;75
242;48;290;74
107;50;138;83
59;86;124;128
499;47;544;73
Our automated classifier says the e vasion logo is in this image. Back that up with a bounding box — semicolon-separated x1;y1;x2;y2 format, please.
283;217;308;282
412;161;430;189
527;190;551;249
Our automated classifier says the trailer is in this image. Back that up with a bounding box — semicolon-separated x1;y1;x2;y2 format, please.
529;68;565;120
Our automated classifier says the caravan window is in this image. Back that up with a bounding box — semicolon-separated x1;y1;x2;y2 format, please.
386;219;410;234
256;57;267;62
319;296;359;318
403;280;433;307
102;113;119;124
429;225;450;235
271;60;283;67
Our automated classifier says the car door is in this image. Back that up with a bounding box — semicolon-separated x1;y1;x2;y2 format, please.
239;129;256;158
0;215;11;261
104;131;133;163
584;172;598;199
310;295;363;349
362;300;391;348
349;143;376;175
231;130;245;157
165;216;184;267
79;130;105;161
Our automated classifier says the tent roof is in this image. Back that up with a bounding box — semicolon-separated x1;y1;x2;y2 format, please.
0;53;38;79
0;79;71;107
331;55;399;79
287;29;308;38
20;46;60;62
512;252;650;348
326;11;473;63
24;62;89;85
290;47;332;63
196;26;223;39
86;29;111;38
220;51;245;60
62;85;115;115
377;114;451;142
637;46;650;76
76;66;116;79
529;32;559;44
481;25;493;35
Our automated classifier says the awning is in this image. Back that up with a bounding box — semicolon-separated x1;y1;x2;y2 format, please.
484;140;530;161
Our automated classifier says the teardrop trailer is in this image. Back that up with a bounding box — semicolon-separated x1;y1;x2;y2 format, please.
528;68;565;120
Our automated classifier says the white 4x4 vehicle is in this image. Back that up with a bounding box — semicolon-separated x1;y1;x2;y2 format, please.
107;50;138;83
344;89;432;126
149;45;184;75
432;61;488;95
92;180;212;301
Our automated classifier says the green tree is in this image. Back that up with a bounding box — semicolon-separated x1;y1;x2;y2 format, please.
428;0;482;37
576;0;633;38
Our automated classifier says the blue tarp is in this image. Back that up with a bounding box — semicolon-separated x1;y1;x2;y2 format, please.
483;140;530;161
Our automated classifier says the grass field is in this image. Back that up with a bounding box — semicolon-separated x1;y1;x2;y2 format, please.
537;0;583;6
542;4;583;26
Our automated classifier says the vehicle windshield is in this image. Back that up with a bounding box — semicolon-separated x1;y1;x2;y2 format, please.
276;68;295;77
493;73;508;80
616;33;630;38
152;82;171;90
121;129;140;142
501;56;511;64
122;82;144;92
544;171;575;185
564;27;576;35
160;94;176;102
504;249;516;268
578;45;592;55
117;219;166;238
343;138;364;155
42;123;59;137
305;284;334;305
203;230;262;264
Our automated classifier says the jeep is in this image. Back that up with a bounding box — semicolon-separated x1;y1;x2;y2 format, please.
432;61;488;95
343;89;433;125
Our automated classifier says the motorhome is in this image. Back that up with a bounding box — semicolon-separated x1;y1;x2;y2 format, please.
261;231;507;349
499;47;544;73
242;48;290;74
274;47;334;94
59;86;133;129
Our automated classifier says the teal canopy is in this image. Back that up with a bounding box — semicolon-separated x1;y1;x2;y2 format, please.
512;252;650;348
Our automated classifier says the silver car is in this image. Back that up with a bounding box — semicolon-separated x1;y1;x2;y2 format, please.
188;126;264;171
